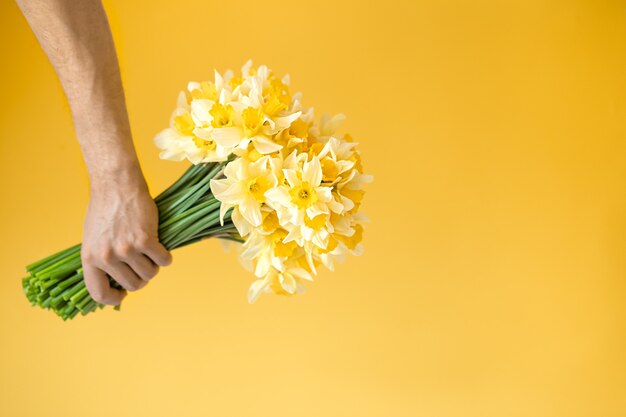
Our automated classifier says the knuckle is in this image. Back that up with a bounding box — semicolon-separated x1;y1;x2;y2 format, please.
137;235;153;250
100;248;114;263
116;242;133;258
81;247;96;263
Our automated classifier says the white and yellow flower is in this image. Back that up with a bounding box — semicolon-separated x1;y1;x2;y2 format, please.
265;155;337;226
247;263;314;303
209;156;278;231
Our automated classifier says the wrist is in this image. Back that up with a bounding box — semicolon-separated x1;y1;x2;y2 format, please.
89;161;149;198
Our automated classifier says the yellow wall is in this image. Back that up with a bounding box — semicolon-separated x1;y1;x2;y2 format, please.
1;1;626;416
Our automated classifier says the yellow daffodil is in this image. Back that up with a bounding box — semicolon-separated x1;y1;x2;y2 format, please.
265;155;336;226
209;156;277;229
247;263;313;303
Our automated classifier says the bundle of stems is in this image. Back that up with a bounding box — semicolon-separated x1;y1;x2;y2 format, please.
22;161;240;320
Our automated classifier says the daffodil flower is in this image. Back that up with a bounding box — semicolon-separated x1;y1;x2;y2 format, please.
209;156;278;230
264;155;335;228
211;110;302;155
248;265;313;303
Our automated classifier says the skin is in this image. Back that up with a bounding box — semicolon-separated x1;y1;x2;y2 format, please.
16;0;172;305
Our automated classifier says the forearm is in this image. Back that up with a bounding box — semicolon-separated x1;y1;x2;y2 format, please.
17;0;171;304
16;0;145;193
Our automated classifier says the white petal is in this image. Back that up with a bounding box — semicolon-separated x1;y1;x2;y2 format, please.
316;186;333;202
214;181;245;205
252;136;283;154
304;157;322;186
289;267;313;281
153;128;178;148
192;127;213;140
159;149;187;162
306;202;328;219
214;69;224;89
337;192;355;210
231;208;252;236
353;212;370;223
265;187;291;206
283;169;300;188
241;59;254;76
293;208;305;226
305;251;317;275
280;274;297;294
154;129;193;161
302;226;314;241
348;173;374;188
241;236;266;260
223;158;242;178
210;178;231;196
312;230;328;249
239;196;263;226
176;91;189;110
186;148;206;165
212;127;244;148
254;255;272;277
248;279;268;303
352;243;365;256
250;156;270;175
219;203;233;226
219;88;231;104
336;160;355;175
271;255;285;272
320;113;346;136
272;111;302;132
320;253;335;271
190;99;215;125
284;226;303;245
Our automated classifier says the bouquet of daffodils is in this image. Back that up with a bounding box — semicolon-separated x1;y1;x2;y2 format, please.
23;61;371;319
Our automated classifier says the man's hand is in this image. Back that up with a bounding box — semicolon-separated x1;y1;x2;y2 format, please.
16;0;173;304
81;171;172;305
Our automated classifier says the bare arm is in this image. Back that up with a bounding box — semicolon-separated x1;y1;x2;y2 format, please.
17;0;172;305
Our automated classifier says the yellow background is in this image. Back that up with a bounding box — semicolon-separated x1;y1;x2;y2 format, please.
1;0;626;416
